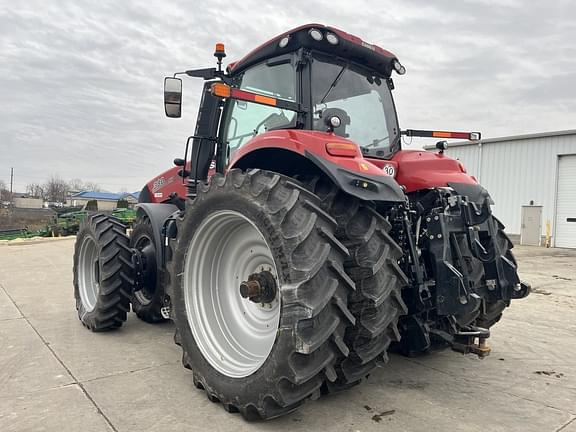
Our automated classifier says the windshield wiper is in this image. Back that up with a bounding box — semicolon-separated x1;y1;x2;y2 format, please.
319;65;347;105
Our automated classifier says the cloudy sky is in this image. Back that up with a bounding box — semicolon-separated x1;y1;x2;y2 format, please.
1;0;575;192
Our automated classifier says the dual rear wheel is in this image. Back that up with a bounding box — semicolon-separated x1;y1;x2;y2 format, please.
73;170;408;420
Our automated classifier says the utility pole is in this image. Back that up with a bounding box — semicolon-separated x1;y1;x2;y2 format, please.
10;167;14;204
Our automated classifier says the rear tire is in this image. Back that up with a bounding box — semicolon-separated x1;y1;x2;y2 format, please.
304;177;408;391
169;169;355;420
73;214;132;331
130;216;167;323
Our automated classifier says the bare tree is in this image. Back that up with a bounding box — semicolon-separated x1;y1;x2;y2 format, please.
26;183;44;198
68;178;102;192
68;178;84;192
44;175;68;203
82;181;102;192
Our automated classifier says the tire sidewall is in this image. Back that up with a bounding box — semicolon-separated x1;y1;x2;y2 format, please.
171;187;298;400
74;224;100;324
130;220;164;316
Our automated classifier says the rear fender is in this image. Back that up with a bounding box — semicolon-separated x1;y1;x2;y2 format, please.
135;203;180;266
229;130;405;202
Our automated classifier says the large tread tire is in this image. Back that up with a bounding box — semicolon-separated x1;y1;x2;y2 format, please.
168;169;355;420
130;216;167;323
73;214;132;331
303;177;408;390
475;218;515;328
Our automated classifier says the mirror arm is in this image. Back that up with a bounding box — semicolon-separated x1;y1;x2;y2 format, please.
173;68;226;80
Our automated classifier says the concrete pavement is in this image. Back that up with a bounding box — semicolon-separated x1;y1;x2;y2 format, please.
0;238;575;431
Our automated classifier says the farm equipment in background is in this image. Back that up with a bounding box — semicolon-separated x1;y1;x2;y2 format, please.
72;24;529;420
111;207;137;228
49;210;88;236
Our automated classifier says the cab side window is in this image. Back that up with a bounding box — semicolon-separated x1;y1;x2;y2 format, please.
223;62;297;158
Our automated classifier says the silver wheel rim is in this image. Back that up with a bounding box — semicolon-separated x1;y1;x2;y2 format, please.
78;235;99;312
183;210;281;378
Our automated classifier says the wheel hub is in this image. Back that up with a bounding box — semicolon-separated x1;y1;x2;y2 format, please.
132;234;157;304
239;270;277;304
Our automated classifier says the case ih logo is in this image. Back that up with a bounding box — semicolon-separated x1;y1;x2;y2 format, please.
152;176;166;192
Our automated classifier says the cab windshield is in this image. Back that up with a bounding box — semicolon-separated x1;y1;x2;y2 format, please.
311;55;399;158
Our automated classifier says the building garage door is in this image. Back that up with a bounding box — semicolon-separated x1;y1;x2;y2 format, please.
555;155;576;248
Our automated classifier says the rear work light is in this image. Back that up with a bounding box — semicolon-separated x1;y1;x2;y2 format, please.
278;36;290;48
309;28;323;41
393;60;406;75
326;32;339;45
326;142;358;157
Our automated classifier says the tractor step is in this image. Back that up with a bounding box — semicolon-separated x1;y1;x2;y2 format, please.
160;305;171;319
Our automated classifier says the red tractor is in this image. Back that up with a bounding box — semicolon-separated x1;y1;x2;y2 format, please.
73;24;529;420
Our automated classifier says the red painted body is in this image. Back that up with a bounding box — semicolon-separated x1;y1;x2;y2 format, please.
142;132;477;203
228;130;386;177
143;165;187;204
387;149;477;193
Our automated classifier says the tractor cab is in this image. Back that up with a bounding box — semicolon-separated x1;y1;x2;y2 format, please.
218;26;403;161
163;25;406;190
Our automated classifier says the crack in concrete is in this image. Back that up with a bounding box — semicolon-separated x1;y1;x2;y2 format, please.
80;361;180;385
0;281;118;432
0;316;24;322
556;416;576;432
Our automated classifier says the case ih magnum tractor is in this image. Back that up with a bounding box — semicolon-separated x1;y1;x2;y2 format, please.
73;24;529;420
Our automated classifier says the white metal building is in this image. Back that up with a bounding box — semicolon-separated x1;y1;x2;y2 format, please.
425;130;576;248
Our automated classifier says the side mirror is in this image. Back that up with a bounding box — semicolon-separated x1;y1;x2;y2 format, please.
164;77;182;118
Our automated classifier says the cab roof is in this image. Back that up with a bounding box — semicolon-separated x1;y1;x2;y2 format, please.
227;23;399;78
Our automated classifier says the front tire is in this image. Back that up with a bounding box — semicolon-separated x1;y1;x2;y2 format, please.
73;214;132;331
169;169;355;420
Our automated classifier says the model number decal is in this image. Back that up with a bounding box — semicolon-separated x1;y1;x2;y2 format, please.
152;177;166;192
383;164;396;176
